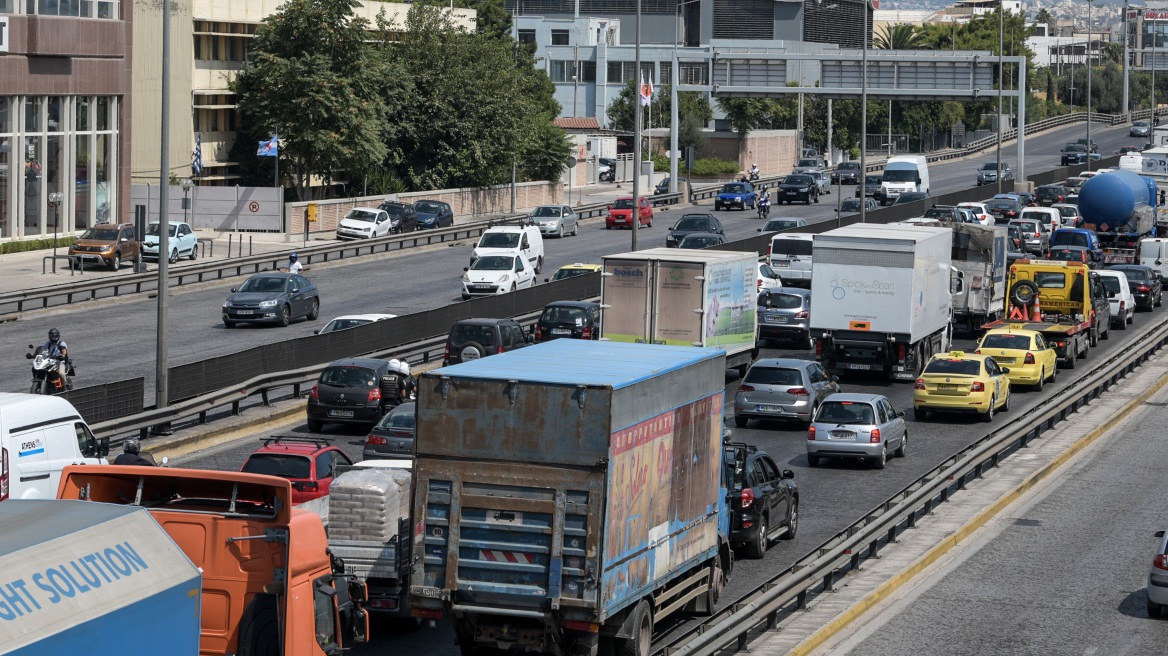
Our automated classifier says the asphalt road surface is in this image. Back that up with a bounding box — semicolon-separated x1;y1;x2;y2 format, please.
831;390;1168;656
1;123;1137;400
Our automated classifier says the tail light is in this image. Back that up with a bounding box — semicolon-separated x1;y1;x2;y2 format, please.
741;487;756;509
869;429;881;443
301;481;320;492
1023;353;1035;364
498;344;505;354
309;385;319;400
366;434;388;446
1120;301;1126;311
914;379;926;390
971;382;985;392
1138;284;1151;293
898;342;907;363
808;426;816;440
368;387;382;403
534;324;543;340
1058;195;1064;202
1;447;8;501
1007;211;1018;218
739;384;755;393
815;340;823;357
795;310;809;319
788;387;810;396
443;343;450;362
1155;554;1168;571
582;326;592;339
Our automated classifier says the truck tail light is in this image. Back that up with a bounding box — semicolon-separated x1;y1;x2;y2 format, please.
738;385;755;393
869;429;881;443
368;387;382;403
795;310;809;319
582;326;592;340
741;487;755;509
808;425;816;440
898;342;907;363
443;343;450;363
565;621;600;633
412;608;445;620
309;385;319;400
788;387;810;396
366;434;388;446
815;340;823;357
1025;353;1036;364
1155;554;1168;571
300;481;320;492
914;379;926;390
971;382;985;392
534;324;543;340
1;448;8;502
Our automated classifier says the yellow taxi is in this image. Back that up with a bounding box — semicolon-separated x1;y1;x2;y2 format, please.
976;326;1058;390
913;351;1011;423
548;263;601;282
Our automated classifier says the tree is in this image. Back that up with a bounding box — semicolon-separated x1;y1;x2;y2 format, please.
1035;8;1053;33
874;23;922;50
446;0;512;40
232;0;392;200
679;113;708;153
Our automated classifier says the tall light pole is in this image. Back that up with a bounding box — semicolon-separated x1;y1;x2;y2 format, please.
156;0;173;427
1124;0;1131;121
632;0;642;251
860;0;868;224
48;192;63;259
996;1;1004;195
1154;13;1159;123
1087;0;1093;172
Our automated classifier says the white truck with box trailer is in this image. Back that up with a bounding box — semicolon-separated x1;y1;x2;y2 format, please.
601;248;759;374
949;223;1008;334
811;225;956;381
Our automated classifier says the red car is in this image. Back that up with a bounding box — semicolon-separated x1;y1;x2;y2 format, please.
606;196;653;229
240;436;353;504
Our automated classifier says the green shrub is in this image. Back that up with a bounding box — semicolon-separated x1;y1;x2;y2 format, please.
690;158;740;177
0;236;77;255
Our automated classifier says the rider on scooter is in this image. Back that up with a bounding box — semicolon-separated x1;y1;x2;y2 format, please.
758;188;771;219
42;329;70;391
113;438;159;466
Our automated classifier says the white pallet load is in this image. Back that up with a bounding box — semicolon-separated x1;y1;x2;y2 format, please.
329;465;411;544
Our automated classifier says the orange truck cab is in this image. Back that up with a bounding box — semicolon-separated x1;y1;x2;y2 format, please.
57;466;369;656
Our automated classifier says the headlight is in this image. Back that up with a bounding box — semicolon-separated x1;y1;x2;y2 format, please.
497;274;510;283
461;275;470;283
259;300;279;308
223;301;230;308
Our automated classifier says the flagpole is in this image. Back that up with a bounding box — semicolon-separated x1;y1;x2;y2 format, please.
274;134;279;189
632;0;641;252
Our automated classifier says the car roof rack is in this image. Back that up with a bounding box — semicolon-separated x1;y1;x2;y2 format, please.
262;435;335;448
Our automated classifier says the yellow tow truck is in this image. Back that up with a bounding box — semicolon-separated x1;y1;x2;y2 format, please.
981;259;1111;369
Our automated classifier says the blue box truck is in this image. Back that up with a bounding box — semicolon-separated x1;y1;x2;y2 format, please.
408;340;733;656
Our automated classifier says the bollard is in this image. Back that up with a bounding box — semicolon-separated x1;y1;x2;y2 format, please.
227;234;234;258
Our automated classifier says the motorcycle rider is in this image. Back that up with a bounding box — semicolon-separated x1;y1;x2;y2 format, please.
113;438;158;466
749;163;760;181
757;188;771;219
42;328;70;391
280;252;303;275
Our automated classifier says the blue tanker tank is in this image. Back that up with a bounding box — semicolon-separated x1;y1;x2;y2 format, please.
1078;170;1155;244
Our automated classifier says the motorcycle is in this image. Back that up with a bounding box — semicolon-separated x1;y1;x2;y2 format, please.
748;170;761;182
26;345;73;395
757;196;770;220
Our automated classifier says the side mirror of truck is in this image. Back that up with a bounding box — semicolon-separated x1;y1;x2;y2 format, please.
97;437;110;458
348;578;369;605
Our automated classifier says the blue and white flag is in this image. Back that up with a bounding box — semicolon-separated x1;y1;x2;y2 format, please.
192;132;203;175
257;134;279;157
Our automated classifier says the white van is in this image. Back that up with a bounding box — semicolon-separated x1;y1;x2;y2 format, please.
1021;207;1064;233
471;225;545;274
768;233;815;287
1140;238;1168;282
0;394;108;502
880;155;930;205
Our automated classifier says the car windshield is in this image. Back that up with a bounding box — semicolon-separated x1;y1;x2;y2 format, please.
865;176;882;184
532;206;562;217
321;319;372;333
242;454;312;479
681;236;719;248
1115;268;1149;281
987;200;1016;210
145;224;178;237
923;359;982;376
612;199;635;209
238;277;287;293
924;208;954;219
816;401;875;425
839;163;860;170
472;256;515;271
1064;144;1087;153
981;334;1033;349
1136;121;1149;127
773;239;813;256
1057;207;1078;217
551;268;591;281
744;366;802;386
1023;211;1053;225
541;305;590;323
380;204;407;217
379;405;415;429
766;219;802;230
760;293;803;309
840;200;861;211
883;168;917;182
783;176;813;185
1065;179;1084;188
478;232;520;248
797;159;818;167
320;366;377;388
981;163;1002;171
895;193;926;203
451;323;497;347
1038;187;1062;195
1052;232;1088;247
414;201;442;214
81;228;119;240
674;217;710;231
721;184;747;194
1101;276;1123;293
345;210;378;223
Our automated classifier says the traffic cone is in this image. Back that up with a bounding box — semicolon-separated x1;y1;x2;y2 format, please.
1031;293;1043;322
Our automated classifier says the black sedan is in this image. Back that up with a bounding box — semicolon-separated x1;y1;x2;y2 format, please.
1110;264;1164;310
414;200;455;229
985;198;1023;223
777;174;819;205
363;402;416;459
677;233;728;249
223;273;320;328
856;174;883;199
831;162;862;184
377;201;418;233
1060;144;1090;166
666;214;724;247
724;442;798;558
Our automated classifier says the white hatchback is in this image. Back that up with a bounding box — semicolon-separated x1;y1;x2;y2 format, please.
462;254;536;299
1097;269;1136;329
337;207;392;240
756;263;783;293
957;202;993;225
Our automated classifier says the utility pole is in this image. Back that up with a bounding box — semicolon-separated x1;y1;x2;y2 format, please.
1124;0;1131;121
1087;0;1094;172
860;0;868;224
155;0;172;424
996;2;1004;195
632;0;642;251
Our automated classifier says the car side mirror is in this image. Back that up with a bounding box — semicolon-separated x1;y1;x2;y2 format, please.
463;267;469;272
1157;530;1166;538
230;287;238;293
1002;368;1011;374
781;469;795;480
25;353;33;360
97;437;110;458
544;277;550;283
121;237;129;242
314;329;321;335
831;375;840;382
526;335;535;343
896;411;905;418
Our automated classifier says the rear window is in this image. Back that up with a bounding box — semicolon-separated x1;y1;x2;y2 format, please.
816;402;875;425
923;359;982;376
479;232;520;248
674;217;710;231
551;268;591;281
242;454;312;479
451;323;498;347
760;292;804;309
1022;211;1053;224
1115;267;1149;281
1034;272;1066;288
744;367;803;386
378;407;415;429
1101;276;1122;293
773;238;813;256
541;305;590;324
981;334;1033;349
1052;231;1088;248
320;366;377;388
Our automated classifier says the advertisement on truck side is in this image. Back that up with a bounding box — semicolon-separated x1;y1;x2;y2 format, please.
601;259;652;343
701;259;756;352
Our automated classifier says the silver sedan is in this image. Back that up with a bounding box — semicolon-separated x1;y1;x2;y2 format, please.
530;205;579;238
807;393;908;469
808;169;832;195
734;358;840;428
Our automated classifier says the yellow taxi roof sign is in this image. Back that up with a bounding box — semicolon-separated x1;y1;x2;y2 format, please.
947;350;966;358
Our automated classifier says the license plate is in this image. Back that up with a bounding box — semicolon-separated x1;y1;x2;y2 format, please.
551;328;572;335
937;384;958;391
615;218;626;223
843;363;872;370
473;284;491;290
235;310;254;315
756;405;786;413
328;410;355;418
830;431;854;440
992;357;1015;364
786;191;798;196
765;316;788;324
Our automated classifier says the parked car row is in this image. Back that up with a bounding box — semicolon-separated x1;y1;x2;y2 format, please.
336;199;455;240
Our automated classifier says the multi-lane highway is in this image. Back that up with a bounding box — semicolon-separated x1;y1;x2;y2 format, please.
0;122;1136;397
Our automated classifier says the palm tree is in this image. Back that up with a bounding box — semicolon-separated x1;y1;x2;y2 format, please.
874;23;923;50
1035;8;1054;33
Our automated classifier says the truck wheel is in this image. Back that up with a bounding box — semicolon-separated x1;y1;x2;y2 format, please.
238;594;279;656
734;415;748;428
1009;280;1039;308
619;601;652;656
1065;347;1076;369
696;558;725;616
1090;327;1098;348
1101;323;1110;340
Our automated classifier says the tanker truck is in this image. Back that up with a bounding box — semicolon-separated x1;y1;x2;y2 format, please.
1077;169;1157;264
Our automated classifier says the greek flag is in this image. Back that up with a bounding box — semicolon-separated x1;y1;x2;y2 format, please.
257;134;279;157
192;133;203;175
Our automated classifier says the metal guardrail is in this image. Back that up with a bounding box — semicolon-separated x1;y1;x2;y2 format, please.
654;317;1168;656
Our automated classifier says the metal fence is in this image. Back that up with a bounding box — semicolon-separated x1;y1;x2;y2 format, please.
62;378;144;424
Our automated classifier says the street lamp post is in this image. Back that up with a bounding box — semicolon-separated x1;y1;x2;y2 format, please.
1124;0;1131;120
1087;0;1093;172
48;192;63;261
860;0;868;224
996;2;1004;195
181;178;193;226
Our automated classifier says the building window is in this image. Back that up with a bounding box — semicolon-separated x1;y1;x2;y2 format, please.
679;62;709;86
549;60;573;83
25;0;116;18
551;29;570;46
607;61;638;84
0;95;118;240
579;61;596;83
518;29;536;45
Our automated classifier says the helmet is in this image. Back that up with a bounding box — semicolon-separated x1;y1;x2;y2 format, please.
48;328;60;342
124;438;141;455
289;252;299;261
